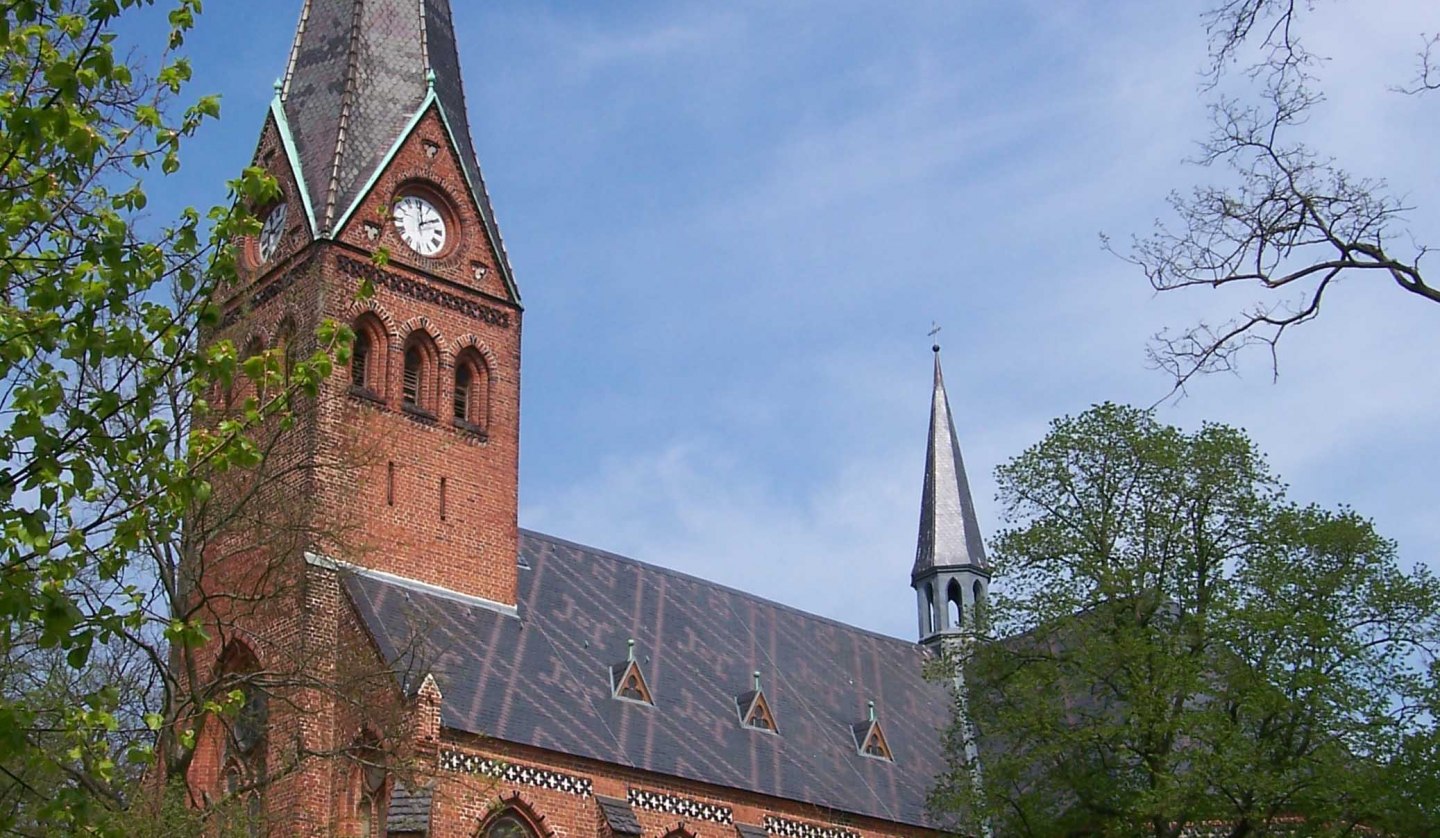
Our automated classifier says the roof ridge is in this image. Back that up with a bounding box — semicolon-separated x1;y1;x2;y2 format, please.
519;528;934;653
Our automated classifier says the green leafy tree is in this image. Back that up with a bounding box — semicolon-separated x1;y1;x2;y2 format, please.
0;0;363;833
931;404;1440;837
1111;1;1439;391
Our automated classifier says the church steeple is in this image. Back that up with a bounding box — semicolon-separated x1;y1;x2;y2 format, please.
913;345;990;645
277;0;512;292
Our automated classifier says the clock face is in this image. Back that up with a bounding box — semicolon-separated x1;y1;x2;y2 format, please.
393;194;448;256
258;202;287;263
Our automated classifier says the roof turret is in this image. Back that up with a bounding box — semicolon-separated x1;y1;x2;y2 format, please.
912;346;988;580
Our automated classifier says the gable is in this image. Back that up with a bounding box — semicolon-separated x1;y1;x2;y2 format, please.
333;102;516;304
232;110;316;291
346;529;956;828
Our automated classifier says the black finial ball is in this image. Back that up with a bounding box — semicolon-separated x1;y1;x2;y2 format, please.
932;344;941;353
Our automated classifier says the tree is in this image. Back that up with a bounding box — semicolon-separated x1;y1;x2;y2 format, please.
930;403;1440;837
0;1;418;834
1112;1;1439;391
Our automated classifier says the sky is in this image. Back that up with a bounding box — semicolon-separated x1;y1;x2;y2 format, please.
124;1;1438;640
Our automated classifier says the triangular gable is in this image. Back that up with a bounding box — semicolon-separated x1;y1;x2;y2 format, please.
331;94;519;303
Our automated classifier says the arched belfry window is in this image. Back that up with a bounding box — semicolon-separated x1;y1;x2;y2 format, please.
925;582;937;635
452;349;490;432
947;578;963;630
401;331;439;415
350;314;388;398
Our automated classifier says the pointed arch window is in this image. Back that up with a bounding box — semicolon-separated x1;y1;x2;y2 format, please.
352;738;386;838
483;810;540;838
216;642;267;836
452;349;490;434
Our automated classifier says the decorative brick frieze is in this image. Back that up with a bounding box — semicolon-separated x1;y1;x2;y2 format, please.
222;257;313;328
627;788;734;825
764;816;860;838
439;750;592;797
337;254;512;329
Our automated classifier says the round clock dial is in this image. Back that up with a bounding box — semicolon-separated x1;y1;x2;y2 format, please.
258;202;288;263
393;194;448;256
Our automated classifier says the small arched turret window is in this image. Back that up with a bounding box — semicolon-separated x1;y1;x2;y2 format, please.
947;578;963;630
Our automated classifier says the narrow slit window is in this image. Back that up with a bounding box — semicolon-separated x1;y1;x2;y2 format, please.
386;462;395;506
439;477;447;521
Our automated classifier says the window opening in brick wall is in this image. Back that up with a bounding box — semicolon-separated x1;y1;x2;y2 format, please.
386;462;395;506
439;477;447;521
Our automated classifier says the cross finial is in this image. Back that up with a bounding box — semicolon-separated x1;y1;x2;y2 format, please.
929;321;942;353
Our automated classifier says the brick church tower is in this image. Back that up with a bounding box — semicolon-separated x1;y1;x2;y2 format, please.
190;3;993;837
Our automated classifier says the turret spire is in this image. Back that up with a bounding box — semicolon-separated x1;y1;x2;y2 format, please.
277;0;511;287
912;346;990;644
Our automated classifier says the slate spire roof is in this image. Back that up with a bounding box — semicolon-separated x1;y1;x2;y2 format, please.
912;346;988;580
278;0;512;282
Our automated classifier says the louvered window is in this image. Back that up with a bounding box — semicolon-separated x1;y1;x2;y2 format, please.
403;346;422;406
454;364;471;421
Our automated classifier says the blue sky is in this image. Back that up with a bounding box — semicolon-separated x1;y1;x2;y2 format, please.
130;1;1438;640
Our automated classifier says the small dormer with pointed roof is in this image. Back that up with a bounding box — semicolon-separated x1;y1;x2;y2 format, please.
913;345;991;646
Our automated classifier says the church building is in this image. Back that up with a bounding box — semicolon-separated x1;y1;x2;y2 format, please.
193;2;992;836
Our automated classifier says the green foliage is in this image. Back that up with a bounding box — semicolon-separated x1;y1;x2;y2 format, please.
0;1;345;833
932;404;1440;837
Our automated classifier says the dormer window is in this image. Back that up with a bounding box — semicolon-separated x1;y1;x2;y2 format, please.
610;639;653;706
737;672;778;734
853;701;894;762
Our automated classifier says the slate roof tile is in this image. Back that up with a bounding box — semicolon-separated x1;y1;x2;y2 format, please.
346;529;954;828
